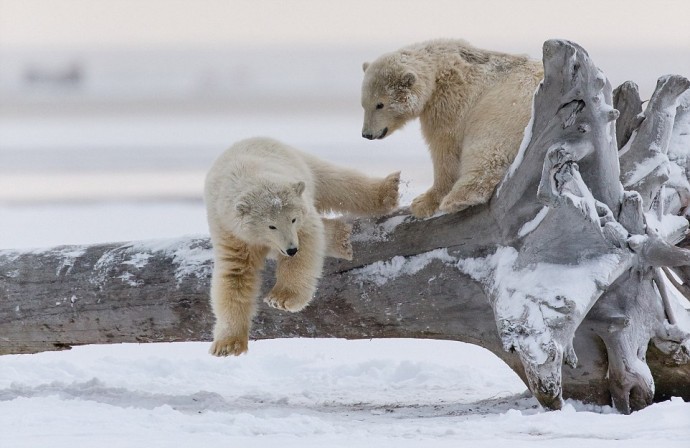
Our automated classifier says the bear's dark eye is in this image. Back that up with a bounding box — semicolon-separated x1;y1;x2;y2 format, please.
269;225;277;230
376;103;384;110
292;218;296;223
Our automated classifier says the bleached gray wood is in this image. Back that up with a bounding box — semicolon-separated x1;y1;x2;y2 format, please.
594;74;690;412
665;92;690;213
493;41;623;246
613;81;643;149
489;40;633;410
619;75;690;210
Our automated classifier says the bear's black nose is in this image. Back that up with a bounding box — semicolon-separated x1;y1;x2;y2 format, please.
362;132;374;140
286;248;298;257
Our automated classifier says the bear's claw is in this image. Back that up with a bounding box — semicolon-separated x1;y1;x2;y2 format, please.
264;293;311;312
209;336;249;357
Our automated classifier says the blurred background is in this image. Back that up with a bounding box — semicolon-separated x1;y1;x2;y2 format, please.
1;0;689;248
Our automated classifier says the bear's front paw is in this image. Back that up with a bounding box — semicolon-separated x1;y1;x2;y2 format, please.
209;335;249;357
378;171;401;213
264;290;312;312
410;192;440;218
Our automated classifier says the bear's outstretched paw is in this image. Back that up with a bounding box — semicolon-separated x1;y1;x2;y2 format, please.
410;192;440;218
264;290;312;312
378;171;401;213
209;335;248;357
327;221;353;260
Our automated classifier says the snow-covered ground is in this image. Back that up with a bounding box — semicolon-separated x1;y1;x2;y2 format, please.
3;339;689;448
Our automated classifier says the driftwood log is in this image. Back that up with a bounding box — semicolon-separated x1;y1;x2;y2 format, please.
1;40;690;414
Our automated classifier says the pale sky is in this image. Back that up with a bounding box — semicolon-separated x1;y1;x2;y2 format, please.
1;0;689;53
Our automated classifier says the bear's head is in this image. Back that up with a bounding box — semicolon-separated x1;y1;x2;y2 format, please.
360;54;427;140
234;181;307;257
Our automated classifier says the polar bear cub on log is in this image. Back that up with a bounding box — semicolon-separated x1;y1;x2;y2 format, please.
204;137;400;356
361;39;543;217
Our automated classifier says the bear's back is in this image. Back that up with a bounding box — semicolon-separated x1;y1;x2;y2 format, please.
209;138;312;188
204;137;316;220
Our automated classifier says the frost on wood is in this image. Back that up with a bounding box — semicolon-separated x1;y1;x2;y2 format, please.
486;40;630;409
2;40;690;414
482;40;690;413
0;237;215;354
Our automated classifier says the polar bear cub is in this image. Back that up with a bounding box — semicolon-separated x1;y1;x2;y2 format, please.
361;39;543;217
205;137;400;356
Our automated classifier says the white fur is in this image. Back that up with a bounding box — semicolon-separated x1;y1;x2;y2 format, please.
204;137;401;356
361;39;543;217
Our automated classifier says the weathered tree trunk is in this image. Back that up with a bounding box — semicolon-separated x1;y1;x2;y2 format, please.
1;40;689;414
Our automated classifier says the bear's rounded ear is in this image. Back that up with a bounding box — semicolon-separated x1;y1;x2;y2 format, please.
236;200;251;216
401;71;416;88
292;181;306;196
362;62;370;73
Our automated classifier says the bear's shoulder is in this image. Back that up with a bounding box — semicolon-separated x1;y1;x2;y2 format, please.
210;138;311;185
397;39;537;69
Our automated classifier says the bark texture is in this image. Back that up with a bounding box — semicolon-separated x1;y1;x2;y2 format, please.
1;40;690;414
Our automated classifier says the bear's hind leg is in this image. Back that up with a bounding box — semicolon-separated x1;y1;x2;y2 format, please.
265;217;326;311
438;176;494;213
322;218;353;260
209;240;268;357
439;149;509;213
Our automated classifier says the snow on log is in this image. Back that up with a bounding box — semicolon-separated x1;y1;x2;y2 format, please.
2;39;690;414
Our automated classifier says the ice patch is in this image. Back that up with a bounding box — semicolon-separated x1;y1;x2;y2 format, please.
0;250;22;264
50;248;86;276
645;211;688;244
57;248;85;276
117;271;141;287
90;236;212;287
354;248;456;286
351;214;411;243
7;245;89;276
129;237;213;284
617;129;638;158
621;152;670;187
380;215;408;234
121;252;152;269
517;206;549;238
91;248;119;286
